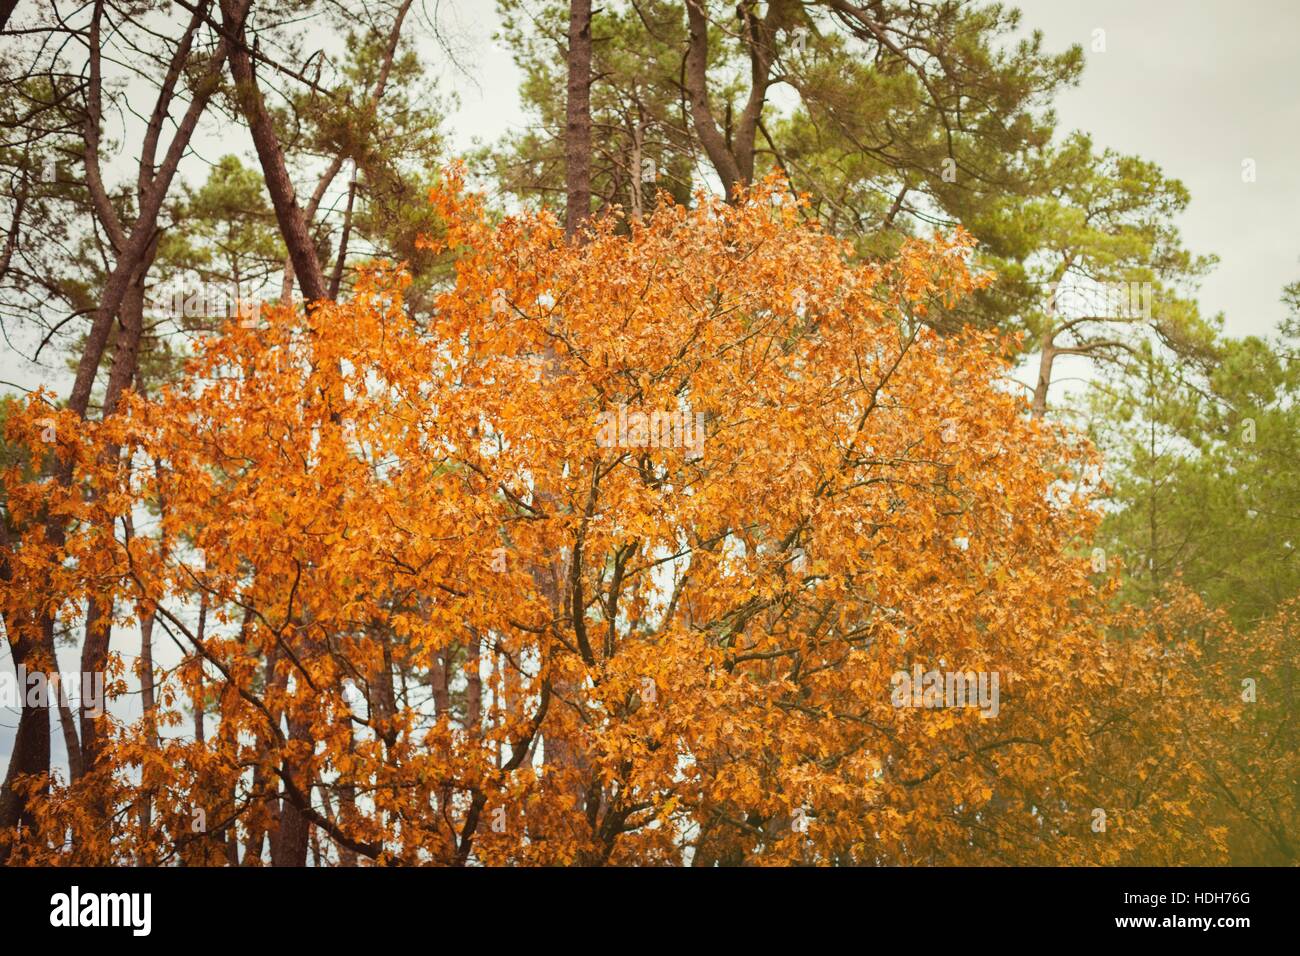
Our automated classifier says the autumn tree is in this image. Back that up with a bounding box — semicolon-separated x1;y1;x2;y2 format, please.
0;170;1235;866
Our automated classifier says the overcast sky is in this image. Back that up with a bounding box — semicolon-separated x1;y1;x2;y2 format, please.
1013;0;1300;338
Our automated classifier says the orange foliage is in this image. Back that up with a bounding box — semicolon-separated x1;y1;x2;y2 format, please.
0;172;1283;865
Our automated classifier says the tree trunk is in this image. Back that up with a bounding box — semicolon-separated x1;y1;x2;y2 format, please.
136;609;157;838
220;0;327;305
270;710;312;867
79;265;150;774
327;168;358;300
55;676;84;783
1031;329;1056;418
684;0;745;199
466;635;482;735
564;0;593;237
0;0;19;33
101;263;150;415
336;737;359;867
76;598;112;771
0;618;54;860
